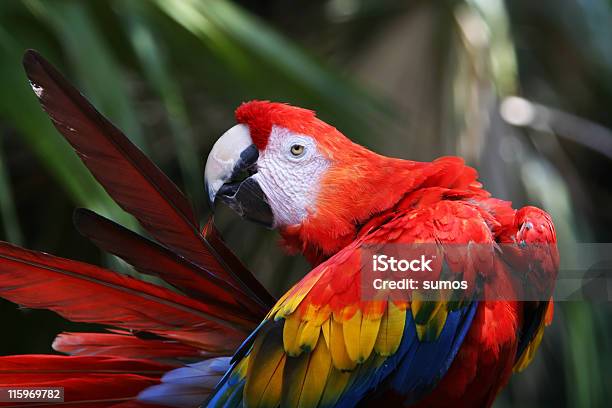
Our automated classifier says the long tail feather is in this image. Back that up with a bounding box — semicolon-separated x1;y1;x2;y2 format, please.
202;219;275;307
73;208;265;322
0;355;170;408
52;332;205;364
0;240;245;352
22;50;273;309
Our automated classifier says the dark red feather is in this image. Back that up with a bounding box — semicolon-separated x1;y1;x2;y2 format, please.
0;355;169;407
22;50;273;309
202;218;276;306
73;208;266;322
0;240;246;352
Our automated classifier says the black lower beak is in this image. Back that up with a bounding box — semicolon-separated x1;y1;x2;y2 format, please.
217;177;274;228
208;144;274;228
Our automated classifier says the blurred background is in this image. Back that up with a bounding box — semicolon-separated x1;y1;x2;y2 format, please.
0;0;611;406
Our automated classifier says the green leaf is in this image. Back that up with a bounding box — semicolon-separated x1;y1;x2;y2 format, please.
120;2;205;211
23;0;149;152
0;26;133;226
0;138;23;245
152;0;393;144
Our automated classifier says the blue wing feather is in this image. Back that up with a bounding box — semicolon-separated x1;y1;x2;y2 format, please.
331;302;478;407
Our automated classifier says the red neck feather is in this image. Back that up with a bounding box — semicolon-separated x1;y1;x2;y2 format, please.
280;147;487;265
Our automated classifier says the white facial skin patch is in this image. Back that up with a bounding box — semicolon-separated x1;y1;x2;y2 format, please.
252;126;329;227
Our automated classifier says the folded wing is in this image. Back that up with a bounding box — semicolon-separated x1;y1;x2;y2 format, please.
207;200;500;408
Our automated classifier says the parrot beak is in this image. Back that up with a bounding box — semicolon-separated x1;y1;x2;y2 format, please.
204;124;274;228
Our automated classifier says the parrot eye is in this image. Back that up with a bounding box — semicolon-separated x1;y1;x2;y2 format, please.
290;144;305;157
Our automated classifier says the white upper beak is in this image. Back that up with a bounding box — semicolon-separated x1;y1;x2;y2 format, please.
204;124;254;205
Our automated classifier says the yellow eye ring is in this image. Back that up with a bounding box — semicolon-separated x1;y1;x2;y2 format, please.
290;144;305;156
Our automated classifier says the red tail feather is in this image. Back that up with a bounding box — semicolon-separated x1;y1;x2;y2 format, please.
22;50;273;309
73;208;266;322
0;355;170;407
202;219;276;307
0;240;246;352
52;332;204;363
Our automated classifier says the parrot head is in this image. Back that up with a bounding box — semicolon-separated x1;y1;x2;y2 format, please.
205;100;429;259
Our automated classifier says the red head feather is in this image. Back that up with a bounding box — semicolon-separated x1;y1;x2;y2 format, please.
235;100;334;150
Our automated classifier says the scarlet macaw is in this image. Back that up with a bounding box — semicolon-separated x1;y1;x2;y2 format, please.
0;51;558;408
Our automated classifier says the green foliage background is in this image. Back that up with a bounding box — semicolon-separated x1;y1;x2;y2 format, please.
0;0;611;406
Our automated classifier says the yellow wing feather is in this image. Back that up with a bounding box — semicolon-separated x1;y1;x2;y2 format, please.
322;317;357;370
375;301;407;356
342;309;381;363
244;325;286;407
282;335;333;408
